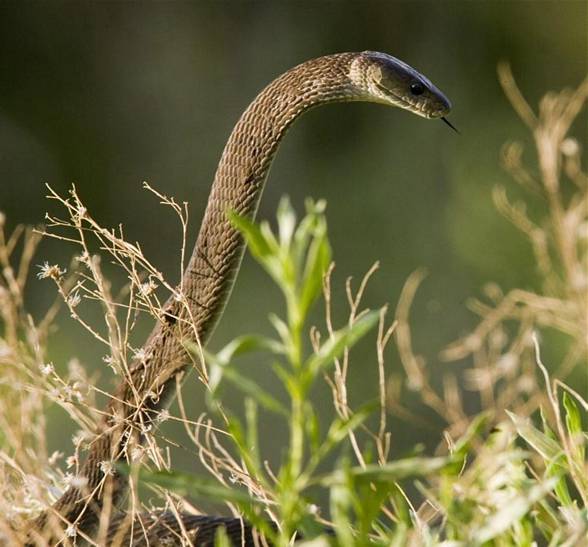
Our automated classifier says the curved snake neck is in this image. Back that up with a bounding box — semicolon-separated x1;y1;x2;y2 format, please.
29;52;449;545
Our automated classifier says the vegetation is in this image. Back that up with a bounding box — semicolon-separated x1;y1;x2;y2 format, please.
0;72;586;545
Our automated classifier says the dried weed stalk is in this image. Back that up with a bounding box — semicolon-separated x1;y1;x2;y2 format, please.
390;68;587;434
0;183;218;544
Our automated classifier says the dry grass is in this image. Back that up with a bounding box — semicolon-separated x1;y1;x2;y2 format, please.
391;65;587;433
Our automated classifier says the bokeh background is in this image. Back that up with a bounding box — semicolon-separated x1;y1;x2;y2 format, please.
0;1;586;488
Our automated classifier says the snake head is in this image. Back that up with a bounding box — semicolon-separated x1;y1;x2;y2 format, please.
351;51;452;120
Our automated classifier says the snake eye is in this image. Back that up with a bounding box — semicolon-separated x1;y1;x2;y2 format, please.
410;82;426;96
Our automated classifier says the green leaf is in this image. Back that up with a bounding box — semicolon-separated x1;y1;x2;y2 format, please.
292;214;316;272
135;467;254;505
291;199;326;274
295;537;332;547
304;310;380;377
303;402;376;482
305;197;327;216
326;401;376;446
229;212;283;285
539;406;557;440
299;219;331;319
219;365;288;416
228;211;274;260
268;313;291;347
224;415;260;479
563;392;582;436
507;410;563;462
245;398;261;471
548;458;573;506
563;391;582;437
304;402;321;454
191;335;283;394
318;456;450;487
563;392;586;473
198;335;287;416
329;459;355;546
277;196;296;248
215;335;283;364
474;478;559;542
214;527;231;547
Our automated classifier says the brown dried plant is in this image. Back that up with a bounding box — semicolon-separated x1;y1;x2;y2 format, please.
390;68;588;436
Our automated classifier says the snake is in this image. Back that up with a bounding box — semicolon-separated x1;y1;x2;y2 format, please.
25;51;452;546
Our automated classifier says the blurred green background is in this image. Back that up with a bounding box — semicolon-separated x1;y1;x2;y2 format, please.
0;1;586;490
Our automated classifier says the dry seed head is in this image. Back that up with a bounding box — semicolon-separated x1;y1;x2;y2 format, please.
560;137;579;156
39;363;54;376
133;347;148;362
72;430;92;447
63;473;88;489
156;409;170;424
47;451;63;465
130;446;145;462
36;262;66;280
67;291;81;308
98;461;114;476
139;279;158;296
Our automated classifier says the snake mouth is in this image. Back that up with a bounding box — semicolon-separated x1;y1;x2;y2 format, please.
394;95;432;118
375;82;431;117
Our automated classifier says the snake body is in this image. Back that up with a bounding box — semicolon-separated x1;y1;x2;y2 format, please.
27;52;451;545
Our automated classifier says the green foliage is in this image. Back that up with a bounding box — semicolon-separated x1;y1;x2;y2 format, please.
134;468;254;506
137;198;587;545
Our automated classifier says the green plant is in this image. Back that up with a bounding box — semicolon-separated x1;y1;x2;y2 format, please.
139;198;464;546
140;193;588;546
140;195;587;545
